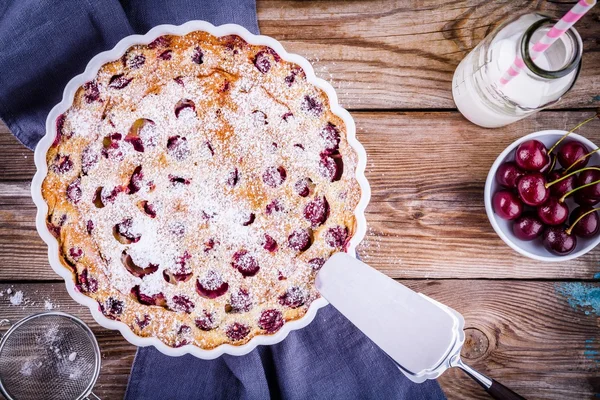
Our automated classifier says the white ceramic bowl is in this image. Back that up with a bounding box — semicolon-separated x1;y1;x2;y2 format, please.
31;21;371;359
485;130;600;262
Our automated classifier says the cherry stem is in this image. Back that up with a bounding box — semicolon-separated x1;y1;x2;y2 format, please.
560;178;600;203
566;207;600;235
548;153;557;172
548;113;599;155
545;166;600;189
564;147;600;174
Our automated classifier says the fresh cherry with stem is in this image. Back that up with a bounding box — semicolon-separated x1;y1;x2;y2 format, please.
567;206;600;238
543;226;577;255
545;166;600;203
517;173;549;206
514;140;550;172
558;141;589;170
537;197;569;226
547;113;599;158
547;169;575;198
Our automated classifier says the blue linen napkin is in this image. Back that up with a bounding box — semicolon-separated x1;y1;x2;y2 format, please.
0;1;446;398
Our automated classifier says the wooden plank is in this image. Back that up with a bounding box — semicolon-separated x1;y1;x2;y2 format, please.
257;0;600;110
3;111;600;280
1;280;598;400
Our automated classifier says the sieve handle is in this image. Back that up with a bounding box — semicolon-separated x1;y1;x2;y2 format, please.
86;392;101;400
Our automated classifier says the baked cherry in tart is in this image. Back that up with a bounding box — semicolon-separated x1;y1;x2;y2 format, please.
42;31;360;349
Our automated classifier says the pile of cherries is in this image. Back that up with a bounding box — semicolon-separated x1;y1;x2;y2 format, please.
493;114;600;256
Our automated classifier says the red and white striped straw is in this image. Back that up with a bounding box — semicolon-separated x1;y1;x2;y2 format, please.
499;0;596;86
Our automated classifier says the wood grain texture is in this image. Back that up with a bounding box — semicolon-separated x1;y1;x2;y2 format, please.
1;281;597;400
257;0;600;110
3;111;600;280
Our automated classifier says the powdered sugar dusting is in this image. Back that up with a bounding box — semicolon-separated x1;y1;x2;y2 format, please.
45;31;361;348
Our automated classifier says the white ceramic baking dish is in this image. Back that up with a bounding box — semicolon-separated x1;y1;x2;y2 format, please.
31;21;371;359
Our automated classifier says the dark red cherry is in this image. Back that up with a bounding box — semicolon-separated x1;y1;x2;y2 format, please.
232;250;260;277
108;74;132;89
76;269;97;293
288;229;312;252
158;50;172;60
253;51;271;73
279;286;306;308
569;206;600;238
195;311;217;331
125;53;145;69
320;123;340;155
81;146;98;175
537;197;568;226
96;185;124;207
66;178;82;203
131;286;166;306
228;289;252;313
266;199;283;214
102;297;124;318
114;218;141;244
574;190;600;206
196;270;229;298
52;154;73;174
192;46;204;64
263;166;286;187
304;196;329;227
141;201;156;218
319;155;343;182
167;135;190;160
68;247;83;262
496;162;525;189
128;166;143;194
514;140;550;172
226;323;250;341
512;213;545;241
542;226;577;255
547;170;575;198
492;191;523;220
171;295;194;313
558;141;588;170
302;95;322;115
174;99;196;118
258;309;284;333
83;81;100;103
308;258;326;271
294;178;313;197
169;175;191;185
325;226;348;248
517;173;549;206
148;36;170;49
86;220;94;234
262;234;278;252
576;170;600;200
121;251;158;277
239;212;255;226
135;314;151;329
102;133;123;160
124;134;144;152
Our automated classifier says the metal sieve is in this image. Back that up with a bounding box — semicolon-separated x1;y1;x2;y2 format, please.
0;312;101;400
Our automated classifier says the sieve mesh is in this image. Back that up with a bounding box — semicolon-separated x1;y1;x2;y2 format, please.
0;312;101;400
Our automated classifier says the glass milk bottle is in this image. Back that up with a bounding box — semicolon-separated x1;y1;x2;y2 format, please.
452;13;582;128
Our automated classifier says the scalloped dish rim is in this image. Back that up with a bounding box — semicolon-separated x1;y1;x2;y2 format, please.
31;20;371;359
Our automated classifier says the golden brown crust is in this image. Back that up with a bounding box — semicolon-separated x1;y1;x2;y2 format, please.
42;31;360;349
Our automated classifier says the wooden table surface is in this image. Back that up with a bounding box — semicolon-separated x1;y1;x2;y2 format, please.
1;1;600;399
